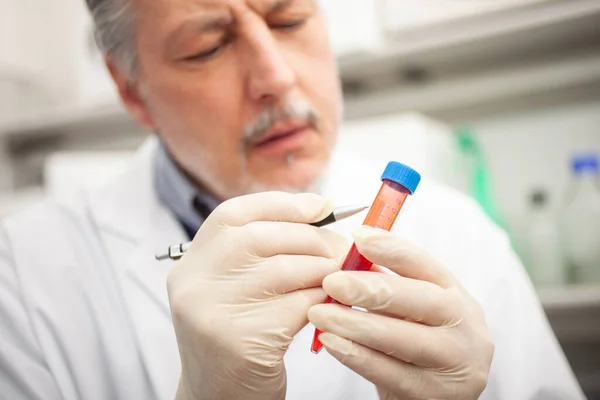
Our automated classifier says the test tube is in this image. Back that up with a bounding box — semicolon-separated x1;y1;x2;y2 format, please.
311;161;421;354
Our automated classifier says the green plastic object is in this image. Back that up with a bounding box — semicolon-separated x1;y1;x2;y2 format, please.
455;126;505;229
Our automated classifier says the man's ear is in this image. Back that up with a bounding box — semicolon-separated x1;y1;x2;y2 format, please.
106;56;157;130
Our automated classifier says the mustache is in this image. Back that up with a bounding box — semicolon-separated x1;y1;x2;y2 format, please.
243;99;319;146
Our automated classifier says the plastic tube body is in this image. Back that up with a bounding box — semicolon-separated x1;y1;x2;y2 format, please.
311;179;411;353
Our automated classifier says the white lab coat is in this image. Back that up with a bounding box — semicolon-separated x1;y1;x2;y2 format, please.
0;137;585;400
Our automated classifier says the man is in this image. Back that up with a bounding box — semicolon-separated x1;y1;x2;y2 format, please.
0;0;585;399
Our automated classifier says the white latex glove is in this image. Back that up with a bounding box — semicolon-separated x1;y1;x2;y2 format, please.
167;192;349;400
308;225;494;400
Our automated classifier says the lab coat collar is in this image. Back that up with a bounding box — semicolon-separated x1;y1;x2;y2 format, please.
86;136;186;315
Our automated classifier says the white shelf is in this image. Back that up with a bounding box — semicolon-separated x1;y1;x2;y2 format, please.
540;285;600;345
0;101;135;140
379;0;550;33
340;0;600;77
539;285;600;310
343;53;600;120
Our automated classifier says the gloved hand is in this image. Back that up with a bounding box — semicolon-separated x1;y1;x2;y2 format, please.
167;192;349;400
308;225;494;400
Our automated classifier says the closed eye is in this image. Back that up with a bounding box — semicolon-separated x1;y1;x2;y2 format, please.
271;19;306;31
184;43;225;62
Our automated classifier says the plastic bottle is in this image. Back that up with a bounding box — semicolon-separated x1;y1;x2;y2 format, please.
525;189;565;286
560;154;600;283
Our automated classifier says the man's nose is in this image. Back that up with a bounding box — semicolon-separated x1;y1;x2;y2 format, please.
243;27;297;103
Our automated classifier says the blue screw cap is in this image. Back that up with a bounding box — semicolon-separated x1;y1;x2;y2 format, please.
571;153;598;174
381;161;421;194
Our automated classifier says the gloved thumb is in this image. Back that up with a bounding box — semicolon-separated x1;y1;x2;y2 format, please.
208;192;336;227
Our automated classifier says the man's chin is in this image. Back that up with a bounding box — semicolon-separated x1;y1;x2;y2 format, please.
244;179;322;196
247;158;328;195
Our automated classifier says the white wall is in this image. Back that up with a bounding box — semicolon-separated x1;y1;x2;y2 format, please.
0;0;116;111
469;101;600;248
0;0;69;100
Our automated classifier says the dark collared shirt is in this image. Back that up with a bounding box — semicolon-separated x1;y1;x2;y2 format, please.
154;140;220;239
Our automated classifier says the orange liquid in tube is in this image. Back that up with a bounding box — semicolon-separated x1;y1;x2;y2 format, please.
311;162;421;354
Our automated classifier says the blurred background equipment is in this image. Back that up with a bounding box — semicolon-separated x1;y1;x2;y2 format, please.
525;188;565;287
454;126;505;230
1;0;600;397
560;154;600;284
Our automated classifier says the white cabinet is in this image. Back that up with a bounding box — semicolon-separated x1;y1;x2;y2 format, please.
337;112;464;190
0;0;56;117
0;0;117;114
381;0;549;33
66;0;119;108
0;0;46;74
319;0;384;60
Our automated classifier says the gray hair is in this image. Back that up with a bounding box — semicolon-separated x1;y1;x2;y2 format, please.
85;0;137;78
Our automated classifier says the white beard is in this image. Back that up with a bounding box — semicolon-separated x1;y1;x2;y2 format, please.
186;149;327;200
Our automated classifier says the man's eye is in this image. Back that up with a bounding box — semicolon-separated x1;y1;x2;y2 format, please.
184;44;223;62
271;19;306;31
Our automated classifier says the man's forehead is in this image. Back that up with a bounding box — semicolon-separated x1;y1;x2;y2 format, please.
131;0;298;15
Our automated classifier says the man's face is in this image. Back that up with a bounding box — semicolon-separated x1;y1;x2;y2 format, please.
126;0;342;200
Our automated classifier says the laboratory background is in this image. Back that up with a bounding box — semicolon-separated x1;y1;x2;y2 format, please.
1;0;599;397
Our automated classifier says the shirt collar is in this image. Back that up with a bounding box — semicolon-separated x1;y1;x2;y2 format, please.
154;140;220;234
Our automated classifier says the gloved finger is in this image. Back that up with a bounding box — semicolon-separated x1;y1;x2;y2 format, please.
220;287;328;353
316;333;457;399
321;271;461;326
206;192;335;228
353;225;457;289
308;304;460;368
250;255;341;296
240;221;350;259
276;288;329;334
